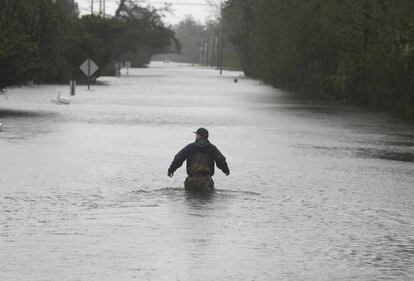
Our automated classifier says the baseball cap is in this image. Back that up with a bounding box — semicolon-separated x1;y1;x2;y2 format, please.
194;128;209;138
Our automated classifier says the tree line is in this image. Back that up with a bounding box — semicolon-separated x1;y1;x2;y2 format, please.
154;16;240;70
0;0;177;90
222;0;414;118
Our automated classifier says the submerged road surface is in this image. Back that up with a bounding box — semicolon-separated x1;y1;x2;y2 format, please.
1;62;413;281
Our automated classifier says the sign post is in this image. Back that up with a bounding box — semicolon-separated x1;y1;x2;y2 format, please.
70;80;76;96
79;59;99;90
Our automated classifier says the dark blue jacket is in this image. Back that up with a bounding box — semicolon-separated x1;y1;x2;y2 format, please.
168;139;229;176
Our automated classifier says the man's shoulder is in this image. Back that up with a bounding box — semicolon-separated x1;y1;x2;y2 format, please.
176;143;193;154
183;143;196;150
207;142;217;149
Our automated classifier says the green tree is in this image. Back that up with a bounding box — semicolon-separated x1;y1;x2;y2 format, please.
0;0;177;89
173;16;207;64
222;0;414;118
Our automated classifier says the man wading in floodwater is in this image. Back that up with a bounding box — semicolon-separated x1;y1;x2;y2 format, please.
168;128;230;191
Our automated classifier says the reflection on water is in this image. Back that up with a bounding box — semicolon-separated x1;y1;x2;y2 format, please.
301;145;414;162
185;189;216;205
0;109;55;118
1;62;413;281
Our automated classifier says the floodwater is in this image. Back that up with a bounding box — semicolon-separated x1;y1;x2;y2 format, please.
1;62;413;281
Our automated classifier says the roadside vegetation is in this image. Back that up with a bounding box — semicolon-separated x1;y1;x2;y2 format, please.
0;0;177;89
154;16;241;70
222;0;414;118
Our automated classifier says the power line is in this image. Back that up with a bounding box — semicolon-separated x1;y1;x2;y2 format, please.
82;0;212;9
79;0;213;14
147;2;209;6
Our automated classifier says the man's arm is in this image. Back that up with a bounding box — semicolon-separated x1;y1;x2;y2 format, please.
168;144;191;177
212;146;230;176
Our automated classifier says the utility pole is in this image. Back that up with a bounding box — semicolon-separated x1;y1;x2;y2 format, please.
200;46;205;66
219;3;224;75
204;40;209;66
103;0;106;18
91;0;93;15
219;28;224;75
216;33;220;70
211;35;216;67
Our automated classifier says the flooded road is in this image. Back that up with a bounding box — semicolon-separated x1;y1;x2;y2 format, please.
1;62;413;281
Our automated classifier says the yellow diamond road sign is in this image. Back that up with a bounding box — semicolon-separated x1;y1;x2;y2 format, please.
80;59;99;77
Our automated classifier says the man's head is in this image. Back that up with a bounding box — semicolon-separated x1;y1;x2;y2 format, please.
194;128;209;140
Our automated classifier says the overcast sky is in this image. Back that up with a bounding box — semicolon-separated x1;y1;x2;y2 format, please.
76;0;222;25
